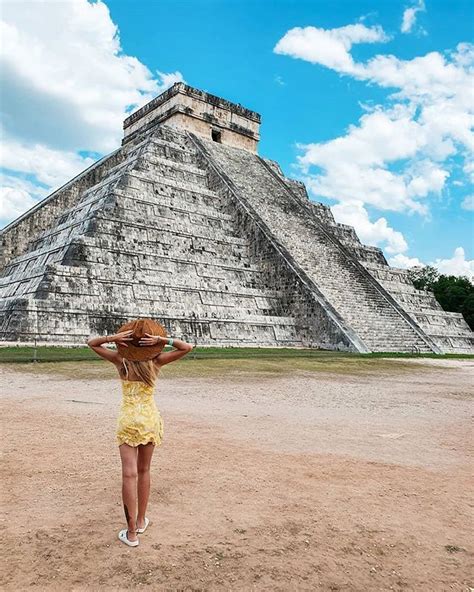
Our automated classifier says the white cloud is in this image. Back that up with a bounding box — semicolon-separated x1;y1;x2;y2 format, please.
388;247;474;281
330;200;408;254
461;194;474;210
431;247;474;279
464;161;474;183
0;139;95;187
0;0;184;228
0;0;182;153
388;253;424;268
298;106;450;215
275;22;473;258
0;186;38;225
274;23;389;75
388;248;474;280
401;0;426;34
155;70;185;92
0;172;51;226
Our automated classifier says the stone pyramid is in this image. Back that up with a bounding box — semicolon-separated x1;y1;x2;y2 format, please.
1;83;472;353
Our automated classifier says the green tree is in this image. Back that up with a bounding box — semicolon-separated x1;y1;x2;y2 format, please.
461;293;474;330
407;266;474;330
407;265;439;290
432;275;474;330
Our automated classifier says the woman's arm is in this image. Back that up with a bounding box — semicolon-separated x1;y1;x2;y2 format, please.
86;330;133;364
139;333;194;367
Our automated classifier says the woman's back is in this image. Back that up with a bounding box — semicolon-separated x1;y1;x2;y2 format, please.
119;357;159;387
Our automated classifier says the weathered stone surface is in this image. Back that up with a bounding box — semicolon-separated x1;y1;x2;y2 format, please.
123;82;260;153
0;83;472;353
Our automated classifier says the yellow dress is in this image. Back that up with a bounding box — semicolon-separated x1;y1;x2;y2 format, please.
116;379;164;447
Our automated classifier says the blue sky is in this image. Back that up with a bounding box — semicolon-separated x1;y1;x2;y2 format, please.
1;0;473;276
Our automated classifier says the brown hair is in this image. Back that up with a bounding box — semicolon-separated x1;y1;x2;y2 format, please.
121;358;159;388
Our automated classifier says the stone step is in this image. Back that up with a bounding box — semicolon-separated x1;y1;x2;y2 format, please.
50;266;284;299
133;156;209;188
356;326;426;338
138;152;208;178
35;180;232;241
358;330;425;341
361;332;430;343
92;215;249;247
2;263;281;302
8;199;249;267
149;135;197;156
123;123;190;151
69;141;208;205
27;286;299;325
358;338;424;347
364;340;420;349
125;170;221;200
146;140;203;168
415;320;472;334
0;308;307;346
72;241;260;277
2;234;254;281
114;191;235;225
369;346;432;353
147;124;190;150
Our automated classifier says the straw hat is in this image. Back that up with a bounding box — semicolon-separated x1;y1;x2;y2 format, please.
116;318;168;361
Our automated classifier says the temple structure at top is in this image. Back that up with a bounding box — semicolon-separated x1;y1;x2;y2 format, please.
122;83;261;152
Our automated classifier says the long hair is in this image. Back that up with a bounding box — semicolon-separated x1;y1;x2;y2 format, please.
121;358;159;388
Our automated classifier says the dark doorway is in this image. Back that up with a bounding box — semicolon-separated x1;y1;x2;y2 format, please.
211;129;222;143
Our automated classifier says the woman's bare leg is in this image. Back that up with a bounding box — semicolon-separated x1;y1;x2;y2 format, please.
137;442;155;528
119;443;139;541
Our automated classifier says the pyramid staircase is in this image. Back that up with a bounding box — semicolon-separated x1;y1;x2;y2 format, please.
188;134;443;353
360;262;474;354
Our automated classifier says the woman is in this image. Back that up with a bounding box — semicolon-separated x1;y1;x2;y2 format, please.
87;318;194;547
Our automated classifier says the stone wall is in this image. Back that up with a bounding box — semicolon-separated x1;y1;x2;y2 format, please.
0;150;124;271
361;261;474;353
0;125;315;347
123;82;260;153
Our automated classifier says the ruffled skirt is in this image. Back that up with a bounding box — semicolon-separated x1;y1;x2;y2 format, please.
116;397;164;447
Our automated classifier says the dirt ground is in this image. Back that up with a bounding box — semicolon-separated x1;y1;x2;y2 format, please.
1;357;473;591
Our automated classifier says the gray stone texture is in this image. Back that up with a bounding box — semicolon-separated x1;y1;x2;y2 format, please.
0;83;472;353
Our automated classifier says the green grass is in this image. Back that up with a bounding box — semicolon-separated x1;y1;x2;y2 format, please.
0;346;98;363
0;345;468;380
0;345;472;364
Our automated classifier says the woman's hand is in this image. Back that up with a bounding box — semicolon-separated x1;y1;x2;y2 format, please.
138;332;168;347
109;329;134;348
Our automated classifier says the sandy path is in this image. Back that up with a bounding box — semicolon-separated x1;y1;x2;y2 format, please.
1;359;473;591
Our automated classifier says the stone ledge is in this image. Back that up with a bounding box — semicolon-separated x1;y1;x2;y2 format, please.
123;83;261;130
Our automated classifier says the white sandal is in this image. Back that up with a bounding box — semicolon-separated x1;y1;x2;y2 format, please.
136;516;149;534
118;528;139;547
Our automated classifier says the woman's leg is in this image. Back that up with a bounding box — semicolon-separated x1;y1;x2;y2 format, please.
137;442;155;528
119;443;139;541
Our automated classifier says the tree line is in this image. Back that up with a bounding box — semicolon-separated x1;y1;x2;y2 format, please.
407;266;473;330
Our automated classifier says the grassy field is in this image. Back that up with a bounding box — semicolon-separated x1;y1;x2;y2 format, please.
0;345;470;380
0;344;472;364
